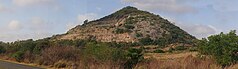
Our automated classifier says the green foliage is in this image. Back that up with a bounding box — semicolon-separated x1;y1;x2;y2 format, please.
82;42;127;62
174;46;187;51
125;17;137;24
0;46;6;54
33;39;49;54
114;28;132;34
124;24;135;29
168;47;175;53
111;48;127;62
198;30;238;67
10;39;36;53
189;47;198;52
84;19;88;24
139;37;153;45
135;33;143;37
11;51;24;62
0;42;6;53
161;20;196;44
124;48;144;69
153;38;167;46
154;49;165;53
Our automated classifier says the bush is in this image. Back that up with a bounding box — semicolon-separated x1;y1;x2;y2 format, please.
168;47;175;53
124;24;135;29
124;48;144;69
198;30;238;67
154;49;165;53
135;33;143;37
114;28;131;34
11;51;25;62
41;46;79;65
174;46;187;51
139;37;153;45
81;42;127;62
189;47;197;52
153;38;167;46
0;45;6;54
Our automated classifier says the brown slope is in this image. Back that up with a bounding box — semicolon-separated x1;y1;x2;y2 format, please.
54;6;196;45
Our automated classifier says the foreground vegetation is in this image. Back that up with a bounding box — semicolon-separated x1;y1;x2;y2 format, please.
198;30;238;68
0;39;145;69
0;30;237;69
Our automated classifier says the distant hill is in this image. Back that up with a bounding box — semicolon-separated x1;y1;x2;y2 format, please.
53;6;196;47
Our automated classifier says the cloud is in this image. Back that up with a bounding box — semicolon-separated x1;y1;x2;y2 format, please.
122;0;197;13
12;0;55;6
8;20;22;30
210;0;238;12
77;13;97;24
177;23;219;39
0;32;52;42
29;17;49;30
0;17;55;42
27;17;54;36
0;4;11;12
166;17;219;39
0;5;6;11
66;13;98;30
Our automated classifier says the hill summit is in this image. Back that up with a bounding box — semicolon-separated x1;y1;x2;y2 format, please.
54;6;196;46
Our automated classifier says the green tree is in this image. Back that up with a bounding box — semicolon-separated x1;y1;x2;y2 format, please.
139;37;153;45
0;42;7;53
124;48;144;69
198;30;238;68
0;46;6;54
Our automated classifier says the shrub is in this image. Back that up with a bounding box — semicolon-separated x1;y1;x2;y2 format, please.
114;28;131;34
41;46;79;65
124;24;135;29
153;38;167;46
135;33;143;37
81;42;127;62
124;48;144;69
0;45;6;54
168;47;175;53
189;47;198;52
154;49;165;53
139;37;153;45
174;46;187;51
11;51;25;62
198;30;238;67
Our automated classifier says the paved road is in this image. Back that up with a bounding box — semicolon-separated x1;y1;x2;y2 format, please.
0;60;43;69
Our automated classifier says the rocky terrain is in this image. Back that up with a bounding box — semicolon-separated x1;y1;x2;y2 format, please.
54;6;196;47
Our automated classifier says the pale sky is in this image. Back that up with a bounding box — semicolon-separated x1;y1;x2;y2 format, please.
0;0;238;42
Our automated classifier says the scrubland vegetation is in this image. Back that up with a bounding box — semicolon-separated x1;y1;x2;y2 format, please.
0;31;230;69
0;30;237;69
0;39;145;69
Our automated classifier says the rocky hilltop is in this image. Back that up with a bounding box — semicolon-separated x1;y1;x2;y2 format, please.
54;6;196;46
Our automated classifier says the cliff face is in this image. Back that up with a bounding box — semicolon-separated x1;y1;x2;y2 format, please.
54;6;196;45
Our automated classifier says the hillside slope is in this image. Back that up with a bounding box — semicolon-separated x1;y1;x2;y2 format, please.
54;6;196;46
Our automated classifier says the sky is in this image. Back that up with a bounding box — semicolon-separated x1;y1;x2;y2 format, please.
0;0;238;42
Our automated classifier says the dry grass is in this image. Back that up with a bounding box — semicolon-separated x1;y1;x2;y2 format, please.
136;52;221;69
145;52;198;60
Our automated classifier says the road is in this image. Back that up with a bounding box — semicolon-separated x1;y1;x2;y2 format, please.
0;60;43;69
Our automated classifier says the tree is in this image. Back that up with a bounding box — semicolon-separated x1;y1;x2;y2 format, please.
84;19;88;24
0;45;6;54
198;30;238;68
139;37;153;45
0;42;7;53
124;48;144;69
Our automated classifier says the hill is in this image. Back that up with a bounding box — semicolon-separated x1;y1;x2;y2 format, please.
53;6;196;47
